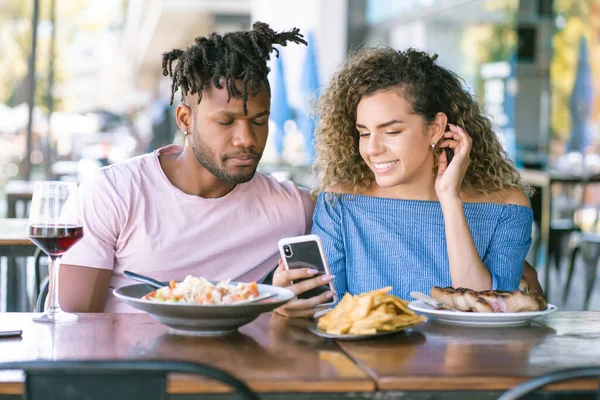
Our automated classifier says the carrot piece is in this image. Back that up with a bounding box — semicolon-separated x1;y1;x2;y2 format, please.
248;282;259;297
144;291;157;300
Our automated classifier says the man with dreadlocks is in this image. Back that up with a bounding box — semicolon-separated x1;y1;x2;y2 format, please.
58;22;324;312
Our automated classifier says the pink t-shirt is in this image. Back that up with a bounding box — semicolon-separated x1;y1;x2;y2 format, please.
62;145;314;312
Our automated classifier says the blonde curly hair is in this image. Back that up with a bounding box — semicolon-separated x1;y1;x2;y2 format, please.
314;47;528;195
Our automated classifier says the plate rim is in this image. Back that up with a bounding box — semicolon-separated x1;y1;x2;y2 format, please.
113;282;295;308
408;300;558;318
307;320;425;341
431;317;532;327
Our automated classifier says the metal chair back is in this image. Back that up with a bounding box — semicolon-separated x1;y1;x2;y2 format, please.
0;360;259;400
498;367;600;400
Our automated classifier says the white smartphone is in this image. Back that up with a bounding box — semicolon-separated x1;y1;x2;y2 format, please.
277;234;337;307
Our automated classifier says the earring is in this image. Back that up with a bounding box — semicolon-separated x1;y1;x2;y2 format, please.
431;143;435;150
184;130;189;146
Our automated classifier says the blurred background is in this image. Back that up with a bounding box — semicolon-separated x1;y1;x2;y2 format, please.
2;0;600;311
1;0;586;189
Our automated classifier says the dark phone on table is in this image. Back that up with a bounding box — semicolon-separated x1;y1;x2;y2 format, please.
0;330;22;339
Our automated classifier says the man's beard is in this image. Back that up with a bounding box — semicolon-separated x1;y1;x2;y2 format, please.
192;137;260;184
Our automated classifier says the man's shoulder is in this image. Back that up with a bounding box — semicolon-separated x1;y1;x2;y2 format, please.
247;172;304;195
246;172;315;207
77;152;158;200
245;172;315;233
104;151;155;172
97;152;156;183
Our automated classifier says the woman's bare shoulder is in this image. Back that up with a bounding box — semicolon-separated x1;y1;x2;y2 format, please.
501;187;531;207
325;184;361;195
464;187;531;207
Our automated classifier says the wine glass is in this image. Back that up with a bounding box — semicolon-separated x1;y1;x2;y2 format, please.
28;181;83;323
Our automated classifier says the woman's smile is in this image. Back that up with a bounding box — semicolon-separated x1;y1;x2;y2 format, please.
372;160;398;174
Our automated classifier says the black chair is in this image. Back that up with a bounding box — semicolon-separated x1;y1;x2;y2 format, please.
563;206;600;309
35;275;49;312
0;360;259;400
530;183;582;278
498;366;600;400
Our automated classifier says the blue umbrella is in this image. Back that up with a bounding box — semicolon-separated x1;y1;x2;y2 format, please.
567;36;594;153
297;32;320;163
503;53;518;162
270;52;292;157
503;54;517;132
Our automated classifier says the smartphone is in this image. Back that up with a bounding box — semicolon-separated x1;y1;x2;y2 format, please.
443;147;454;164
0;330;22;339
278;234;337;306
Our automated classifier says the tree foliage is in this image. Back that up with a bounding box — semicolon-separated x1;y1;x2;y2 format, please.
0;0;87;111
551;0;600;140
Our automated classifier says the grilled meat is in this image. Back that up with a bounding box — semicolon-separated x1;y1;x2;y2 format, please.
430;286;547;313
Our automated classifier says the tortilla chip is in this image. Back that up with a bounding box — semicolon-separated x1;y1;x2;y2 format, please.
318;293;354;331
327;320;354;335
349;325;377;335
359;287;392;297
389;297;414;315
349;295;373;321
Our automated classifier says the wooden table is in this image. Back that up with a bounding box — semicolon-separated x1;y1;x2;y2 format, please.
5;180;35;219
0;313;374;398
0;312;598;399
0;219;37;312
0;219;31;249
338;311;600;394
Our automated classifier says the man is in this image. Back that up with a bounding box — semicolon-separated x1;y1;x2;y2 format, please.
59;22;313;312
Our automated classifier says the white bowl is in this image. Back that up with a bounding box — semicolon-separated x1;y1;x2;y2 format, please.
113;283;295;336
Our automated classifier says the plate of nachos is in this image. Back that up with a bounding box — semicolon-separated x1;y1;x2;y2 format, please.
310;287;426;341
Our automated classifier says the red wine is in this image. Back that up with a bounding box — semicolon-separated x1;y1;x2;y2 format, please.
28;225;84;256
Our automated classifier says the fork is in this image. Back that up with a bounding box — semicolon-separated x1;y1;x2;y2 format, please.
410;291;458;311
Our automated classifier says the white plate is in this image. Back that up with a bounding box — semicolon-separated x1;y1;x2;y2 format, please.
407;300;557;327
307;320;425;341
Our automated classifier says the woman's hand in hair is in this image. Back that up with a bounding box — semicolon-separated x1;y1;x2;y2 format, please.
435;123;472;203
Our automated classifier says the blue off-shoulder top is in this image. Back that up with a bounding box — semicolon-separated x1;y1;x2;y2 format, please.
311;192;533;301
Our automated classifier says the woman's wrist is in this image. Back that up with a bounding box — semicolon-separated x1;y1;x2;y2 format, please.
439;194;463;212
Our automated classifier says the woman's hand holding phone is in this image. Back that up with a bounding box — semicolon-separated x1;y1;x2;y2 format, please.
272;260;336;318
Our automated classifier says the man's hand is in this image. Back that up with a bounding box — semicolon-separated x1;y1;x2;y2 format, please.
272;260;335;318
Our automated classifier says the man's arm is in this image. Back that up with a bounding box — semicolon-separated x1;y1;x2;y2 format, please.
58;170;123;312
58;264;112;312
297;187;316;234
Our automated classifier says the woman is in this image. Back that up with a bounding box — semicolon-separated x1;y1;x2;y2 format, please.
274;47;533;317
